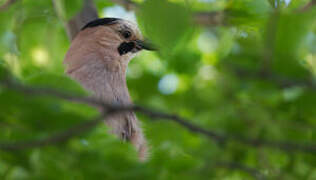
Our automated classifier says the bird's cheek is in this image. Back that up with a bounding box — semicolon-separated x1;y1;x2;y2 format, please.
117;42;135;56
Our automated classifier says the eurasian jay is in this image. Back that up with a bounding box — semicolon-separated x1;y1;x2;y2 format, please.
63;18;155;161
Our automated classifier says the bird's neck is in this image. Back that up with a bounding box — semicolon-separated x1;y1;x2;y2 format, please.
69;58;132;105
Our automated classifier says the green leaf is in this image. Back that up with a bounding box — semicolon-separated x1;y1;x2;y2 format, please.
93;0;114;12
55;0;83;20
0;63;8;81
270;11;314;78
137;0;192;55
25;73;88;96
226;0;271;27
64;0;83;20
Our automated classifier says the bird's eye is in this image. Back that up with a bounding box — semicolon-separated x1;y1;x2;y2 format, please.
122;31;131;39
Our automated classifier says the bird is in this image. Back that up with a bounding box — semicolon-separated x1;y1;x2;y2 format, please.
63;17;155;161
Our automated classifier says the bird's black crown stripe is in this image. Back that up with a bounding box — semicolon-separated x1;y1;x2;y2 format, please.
81;18;121;30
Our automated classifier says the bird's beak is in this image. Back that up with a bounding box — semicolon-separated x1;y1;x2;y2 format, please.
134;39;156;51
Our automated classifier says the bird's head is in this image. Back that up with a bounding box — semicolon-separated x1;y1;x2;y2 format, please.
83;18;155;55
64;18;154;74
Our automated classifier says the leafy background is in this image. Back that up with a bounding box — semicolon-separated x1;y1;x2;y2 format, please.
0;0;316;179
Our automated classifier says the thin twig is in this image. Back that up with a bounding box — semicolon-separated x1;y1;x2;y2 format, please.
193;11;224;26
0;115;105;150
226;63;316;90
140;104;316;154
0;79;316;155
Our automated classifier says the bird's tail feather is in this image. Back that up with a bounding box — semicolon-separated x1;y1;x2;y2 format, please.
105;113;148;161
130;127;148;161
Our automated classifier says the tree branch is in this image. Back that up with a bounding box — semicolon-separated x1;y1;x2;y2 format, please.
193;11;224;26
53;0;98;40
66;0;98;40
301;0;316;11
0;115;105;150
0;112;265;179
109;0;316;27
0;0;18;11
225;63;316;90
110;0;224;26
0;79;316;155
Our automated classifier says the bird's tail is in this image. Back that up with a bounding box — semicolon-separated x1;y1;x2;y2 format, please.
105;113;148;161
130;126;148;161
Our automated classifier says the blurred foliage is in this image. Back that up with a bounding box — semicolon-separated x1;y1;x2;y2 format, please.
0;0;316;179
